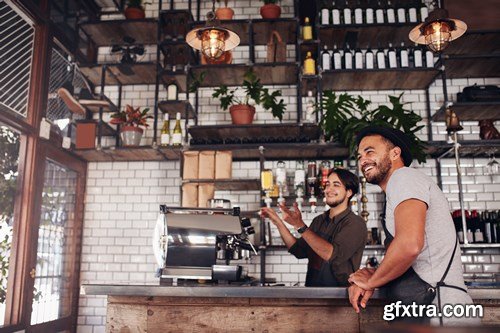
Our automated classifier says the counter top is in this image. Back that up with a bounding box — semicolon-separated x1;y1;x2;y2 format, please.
81;284;500;300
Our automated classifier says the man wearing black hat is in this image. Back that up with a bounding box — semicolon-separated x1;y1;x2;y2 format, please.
348;126;478;325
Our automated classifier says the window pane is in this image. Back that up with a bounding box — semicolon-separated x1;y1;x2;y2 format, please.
0;125;21;326
31;160;77;325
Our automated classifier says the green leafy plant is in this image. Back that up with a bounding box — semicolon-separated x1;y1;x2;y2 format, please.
319;91;426;163
212;69;286;121
110;105;152;128
188;71;207;93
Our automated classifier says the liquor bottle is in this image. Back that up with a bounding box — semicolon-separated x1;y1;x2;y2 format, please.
420;0;429;21
354;45;363;69
375;0;385;24
321;45;332;70
305;90;316;123
471;210;484;243
425;48;435;67
294;161;306;191
321;1;330;25
307;160;317;197
354;0;363;24
303;51;316;75
365;45;375;69
343;0;352;24
408;0;418;23
332;44;342;69
167;82;178;100
172;112;182;146
160;113;170;146
376;45;386;69
413;44;423;67
386;0;396;23
388;43;397;68
332;1;341;25
397;3;406;23
302;17;313;40
399;42;409;68
481;211;492;243
343;44;353;69
365;0;374;24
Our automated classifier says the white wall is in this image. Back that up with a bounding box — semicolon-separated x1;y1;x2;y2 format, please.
76;1;500;332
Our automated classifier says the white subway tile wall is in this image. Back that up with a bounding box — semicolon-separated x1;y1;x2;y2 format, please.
78;1;500;332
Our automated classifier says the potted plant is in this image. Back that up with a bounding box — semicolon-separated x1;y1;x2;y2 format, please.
212;70;286;125
260;0;281;19
216;0;234;20
124;0;148;19
319;91;427;163
110;104;152;146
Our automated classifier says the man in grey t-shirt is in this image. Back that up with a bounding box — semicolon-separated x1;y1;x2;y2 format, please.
348;126;479;326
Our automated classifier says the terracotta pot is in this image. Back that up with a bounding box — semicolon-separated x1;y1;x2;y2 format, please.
215;7;234;20
260;4;281;19
229;105;255;125
120;126;143;146
124;7;145;19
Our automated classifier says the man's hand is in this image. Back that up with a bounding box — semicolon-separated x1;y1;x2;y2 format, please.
348;284;374;313
260;207;284;226
348;267;376;291
279;202;304;228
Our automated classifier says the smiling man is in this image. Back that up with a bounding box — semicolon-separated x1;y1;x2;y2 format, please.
261;168;367;287
349;126;479;325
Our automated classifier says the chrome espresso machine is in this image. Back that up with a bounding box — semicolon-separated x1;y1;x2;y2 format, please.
153;205;257;284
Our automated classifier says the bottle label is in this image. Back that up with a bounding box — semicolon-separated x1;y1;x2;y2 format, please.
334;53;342;69
160;133;170;146
172;133;182;145
388;51;397;68
355;53;363;69
366;53;374;69
387;9;395;23
375;9;384;23
414;50;423;67
322;53;332;70
332;10;341;24
344;9;352;24
377;52;386;69
354;9;363;24
321;9;330;24
366;8;374;24
409;8;417;22
397;8;406;23
400;50;409;67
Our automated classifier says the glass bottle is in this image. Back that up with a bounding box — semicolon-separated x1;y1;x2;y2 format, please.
354;45;363;69
303;51;316;75
343;0;352;24
160;113;170;146
167;82;178;100
332;44;342;70
375;0;385;24
420;0;429;22
354;0;363;24
376;44;386;69
365;45;375;69
425;48;435;67
386;0;396;23
413;44;423;67
365;0;374;24
343;44;353;69
397;2;406;23
388;43;397;68
302;17;313;40
332;1;341;25
305;90;316;123
408;0;418;23
171;112;182;146
399;42;409;68
321;45;332;71
321;1;330;25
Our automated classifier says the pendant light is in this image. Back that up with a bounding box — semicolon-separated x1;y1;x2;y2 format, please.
186;0;240;59
409;1;466;53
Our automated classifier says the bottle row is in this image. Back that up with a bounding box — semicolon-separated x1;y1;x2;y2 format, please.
452;210;500;244
319;0;429;26
319;43;437;71
160;112;183;146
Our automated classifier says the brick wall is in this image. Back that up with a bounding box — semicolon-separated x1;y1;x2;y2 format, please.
76;1;500;332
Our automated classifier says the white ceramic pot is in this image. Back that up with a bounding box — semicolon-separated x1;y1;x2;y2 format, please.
120;126;143;146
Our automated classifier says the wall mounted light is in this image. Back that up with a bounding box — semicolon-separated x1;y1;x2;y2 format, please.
186;0;240;59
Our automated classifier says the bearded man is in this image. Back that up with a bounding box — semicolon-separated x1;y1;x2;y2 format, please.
261;168;367;287
349;126;479;325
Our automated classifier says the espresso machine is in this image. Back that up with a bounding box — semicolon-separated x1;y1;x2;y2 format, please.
153;205;256;284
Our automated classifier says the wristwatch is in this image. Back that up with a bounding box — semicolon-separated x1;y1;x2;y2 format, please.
297;225;309;234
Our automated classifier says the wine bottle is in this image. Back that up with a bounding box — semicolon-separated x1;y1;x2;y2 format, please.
425;48;435;67
305;90;316;123
322;45;332;70
332;1;341;25
408;0;418;23
160;113;170;146
376;45;386;69
167;82;178;101
343;0;352;24
365;45;375;69
332;44;342;69
397;3;406;23
321;1;330;25
420;0;429;21
386;0;396;23
354;45;363;69
413;44;423;67
343;44;353;69
172;112;182;146
354;0;363;24
399;42;409;68
388;43;397;68
365;0;374;24
302;17;313;40
375;0;385;24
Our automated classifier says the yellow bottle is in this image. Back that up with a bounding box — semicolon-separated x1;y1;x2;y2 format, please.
302;17;313;40
160;113;170;146
172;112;182;146
303;51;316;75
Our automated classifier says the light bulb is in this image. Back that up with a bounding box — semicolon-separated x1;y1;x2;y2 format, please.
200;29;226;59
424;21;452;52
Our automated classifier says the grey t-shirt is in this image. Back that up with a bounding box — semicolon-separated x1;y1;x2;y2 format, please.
385;167;479;325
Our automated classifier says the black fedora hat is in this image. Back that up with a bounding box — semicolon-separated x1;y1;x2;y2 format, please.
355;126;413;167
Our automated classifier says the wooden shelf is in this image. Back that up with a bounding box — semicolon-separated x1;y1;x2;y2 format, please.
444;30;500;55
188;142;349;161
189;63;298;87
158;100;195;119
322;68;439;91
73;145;181;162
80;62;157;86
159;10;192;42
319;23;415;48
441;54;500;79
183;179;261;191
79;19;158;47
426;140;500;158
189;123;320;145
432;102;500;122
